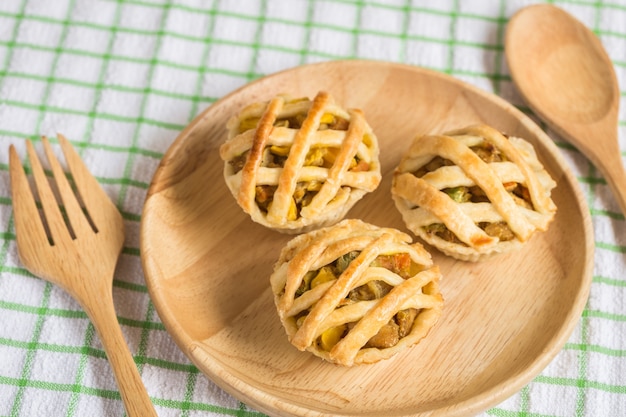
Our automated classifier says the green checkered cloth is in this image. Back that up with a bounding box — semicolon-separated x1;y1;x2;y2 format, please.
1;0;625;416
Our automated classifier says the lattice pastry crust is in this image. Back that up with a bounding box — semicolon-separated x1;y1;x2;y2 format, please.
391;124;557;262
219;91;381;234
270;219;443;366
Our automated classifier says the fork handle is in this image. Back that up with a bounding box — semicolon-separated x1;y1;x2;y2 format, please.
81;287;158;417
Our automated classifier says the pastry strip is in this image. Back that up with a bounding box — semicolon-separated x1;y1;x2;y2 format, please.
237;96;284;213
301;109;366;218
330;267;441;365
393;173;496;248
291;233;393;350
268;92;330;223
447;125;556;214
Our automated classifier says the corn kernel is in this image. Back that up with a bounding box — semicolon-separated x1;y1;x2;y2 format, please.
320;113;335;124
319;324;347;351
310;266;336;289
287;197;298;220
270;145;290;156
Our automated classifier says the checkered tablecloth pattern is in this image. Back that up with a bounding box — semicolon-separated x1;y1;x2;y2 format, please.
1;0;625;416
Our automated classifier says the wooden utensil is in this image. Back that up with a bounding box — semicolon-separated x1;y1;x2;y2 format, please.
141;60;594;417
9;135;157;417
505;4;626;215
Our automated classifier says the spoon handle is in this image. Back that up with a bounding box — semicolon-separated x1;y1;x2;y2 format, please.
570;125;626;217
598;151;626;218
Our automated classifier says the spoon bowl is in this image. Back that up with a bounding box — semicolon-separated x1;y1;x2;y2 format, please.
505;4;626;215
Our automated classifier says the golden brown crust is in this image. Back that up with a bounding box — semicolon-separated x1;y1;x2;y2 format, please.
220;92;381;234
237;96;284;214
270;219;444;366
391;124;557;262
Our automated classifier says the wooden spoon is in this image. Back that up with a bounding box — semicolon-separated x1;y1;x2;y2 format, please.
505;4;626;216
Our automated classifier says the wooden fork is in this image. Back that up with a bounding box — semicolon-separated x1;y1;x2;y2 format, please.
9;135;157;417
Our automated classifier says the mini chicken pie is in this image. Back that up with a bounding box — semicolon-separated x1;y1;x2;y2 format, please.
270;219;443;366
219;91;381;234
391;124;557;262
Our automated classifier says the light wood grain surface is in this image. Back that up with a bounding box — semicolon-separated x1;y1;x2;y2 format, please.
140;60;594;417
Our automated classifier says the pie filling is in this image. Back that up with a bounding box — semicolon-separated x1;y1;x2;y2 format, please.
238;110;350;134
294;251;423;351
229;111;372;218
414;141;533;244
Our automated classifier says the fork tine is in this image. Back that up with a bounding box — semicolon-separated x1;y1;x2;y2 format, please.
42;136;94;237
26;140;71;244
56;134;120;230
9;144;50;247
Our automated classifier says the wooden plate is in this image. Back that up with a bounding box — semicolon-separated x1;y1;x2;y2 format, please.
140;60;594;417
